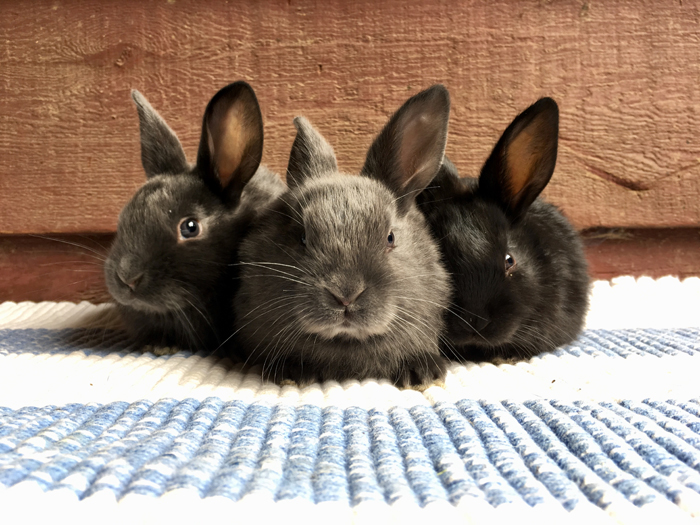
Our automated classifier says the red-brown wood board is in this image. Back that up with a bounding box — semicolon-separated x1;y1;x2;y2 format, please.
1;0;699;236
1;230;699;303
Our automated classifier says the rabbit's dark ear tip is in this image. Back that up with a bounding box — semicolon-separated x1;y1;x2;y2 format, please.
534;97;559;115
422;84;450;110
218;80;254;97
232;80;254;91
427;84;448;95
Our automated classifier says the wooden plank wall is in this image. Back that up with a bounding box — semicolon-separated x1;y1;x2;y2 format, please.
0;0;699;301
1;0;700;234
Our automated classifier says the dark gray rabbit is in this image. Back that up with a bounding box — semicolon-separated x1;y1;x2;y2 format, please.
234;85;452;387
104;81;284;351
417;97;589;361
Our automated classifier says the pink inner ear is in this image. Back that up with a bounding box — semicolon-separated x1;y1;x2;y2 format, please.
505;127;538;198
209;105;248;188
398;113;442;188
504;109;555;200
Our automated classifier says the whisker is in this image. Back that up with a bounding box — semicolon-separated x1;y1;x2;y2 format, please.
213;296;304;355
395;295;490;343
277;195;304;221
237;262;309;281
232;261;310;276
183;296;215;335
392;186;432;204
38;260;106;268
262;206;302;226
237;273;311;287
28;234;108;262
74;234;111;252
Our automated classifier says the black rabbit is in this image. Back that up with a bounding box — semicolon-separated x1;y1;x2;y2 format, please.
104;82;284;351
417;97;589;361
233;85;452;386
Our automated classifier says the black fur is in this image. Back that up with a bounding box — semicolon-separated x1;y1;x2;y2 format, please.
104;82;284;351
417;98;590;361
234;86;452;386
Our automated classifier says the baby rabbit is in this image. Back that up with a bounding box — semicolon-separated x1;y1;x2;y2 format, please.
104;82;284;351
417;98;589;361
234;85;452;387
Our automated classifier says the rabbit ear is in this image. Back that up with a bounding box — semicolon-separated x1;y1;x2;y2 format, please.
286;116;338;188
362;85;450;214
478;97;559;221
196;81;264;206
131;90;189;178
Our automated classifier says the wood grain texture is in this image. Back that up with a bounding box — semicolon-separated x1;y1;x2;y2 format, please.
2;230;699;303
0;234;112;302
1;0;699;234
583;228;700;280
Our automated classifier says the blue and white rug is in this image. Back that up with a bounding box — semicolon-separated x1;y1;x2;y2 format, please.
0;276;699;524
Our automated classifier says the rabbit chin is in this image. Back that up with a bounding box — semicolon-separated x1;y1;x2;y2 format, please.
110;288;178;315
302;318;390;342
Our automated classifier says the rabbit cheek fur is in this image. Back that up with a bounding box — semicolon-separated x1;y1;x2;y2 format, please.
234;85;453;386
104;82;283;351
105;175;238;349
418;98;589;361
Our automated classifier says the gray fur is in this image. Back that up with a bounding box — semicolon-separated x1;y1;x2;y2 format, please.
234;85;452;387
286;116;338;187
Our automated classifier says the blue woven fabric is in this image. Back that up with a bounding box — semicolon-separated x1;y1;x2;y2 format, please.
0;327;699;521
3;396;700;507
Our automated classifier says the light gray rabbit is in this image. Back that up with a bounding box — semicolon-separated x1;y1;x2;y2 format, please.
233;85;452;387
104;82;284;351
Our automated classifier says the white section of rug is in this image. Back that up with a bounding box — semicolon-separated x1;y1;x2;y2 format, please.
0;277;698;410
3;276;699;331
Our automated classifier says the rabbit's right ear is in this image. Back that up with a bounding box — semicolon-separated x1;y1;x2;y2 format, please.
286;117;338;188
196;81;264;206
478;97;559;221
131;90;189;178
361;85;450;214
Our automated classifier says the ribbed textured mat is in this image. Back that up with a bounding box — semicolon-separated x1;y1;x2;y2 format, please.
0;279;699;524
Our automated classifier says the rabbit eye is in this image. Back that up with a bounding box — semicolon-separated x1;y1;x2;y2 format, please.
505;253;516;275
387;230;395;250
179;218;201;240
301;231;307;246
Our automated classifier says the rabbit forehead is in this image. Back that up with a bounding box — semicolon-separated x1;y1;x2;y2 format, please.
445;200;509;263
132;174;198;206
119;175;218;233
300;174;395;230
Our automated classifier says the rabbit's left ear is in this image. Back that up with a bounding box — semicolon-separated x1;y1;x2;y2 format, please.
196;81;264;206
286;116;338;188
131;90;189;179
478;98;559;221
361;85;450;215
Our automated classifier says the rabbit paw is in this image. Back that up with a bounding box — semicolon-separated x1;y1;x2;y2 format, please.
394;353;448;389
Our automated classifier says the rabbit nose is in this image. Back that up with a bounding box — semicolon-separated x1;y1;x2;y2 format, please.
117;269;144;291
116;258;144;291
467;315;490;332
328;287;365;307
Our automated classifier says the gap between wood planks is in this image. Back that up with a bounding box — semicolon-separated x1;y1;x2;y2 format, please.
0;228;699;302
